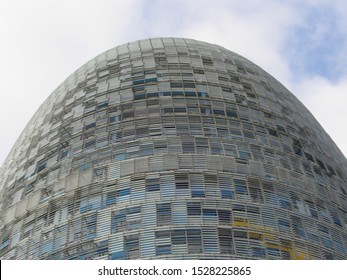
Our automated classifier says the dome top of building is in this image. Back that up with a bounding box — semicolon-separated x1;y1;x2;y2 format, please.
1;38;346;260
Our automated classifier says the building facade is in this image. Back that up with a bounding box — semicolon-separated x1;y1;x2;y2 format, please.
0;38;347;259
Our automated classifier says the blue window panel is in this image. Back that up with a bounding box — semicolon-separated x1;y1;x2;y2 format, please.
118;188;130;197
127;206;141;215
0;239;10;251
111;211;126;233
252;247;266;258
156;245;171;256
235;185;247;194
293;146;303;157
79;162;92;172
187;202;201;216
278;220;290;228
184;91;196;97
265;192;278;205
147;92;159;98
160;91;171;96
155;230;171;239
146;185;160;191
293;226;306;238
306;233;319;243
60;150;70;160
109;115;121;123
115;153;126;160
322;237;334;249
80;204;93;213
226;110;238;118
87;232;96;239
134;93;146;100
84;140;95;149
37;162;47;173
105;192;117;206
133;79;145;85
239;151;251;159
191;190;205;197
318;224;329;234
41;240;53;254
213;109;225;116
140;145;154;156
156;203;171;216
146;77;157;83
203;209;217;217
333;217;342;226
146;178;160;192
84;214;97;239
96;247;108;255
279;197;291;209
267;247;281;257
308;208;318;219
330;211;342;226
335;242;347;254
187;229;201;241
197;92;208;98
54;239;61;252
221;189;233;199
97;101;108;109
218;210;232;223
171;230;186;245
85;122;96;130
110;251;124;260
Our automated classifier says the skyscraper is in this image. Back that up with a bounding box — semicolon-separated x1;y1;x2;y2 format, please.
0;38;346;260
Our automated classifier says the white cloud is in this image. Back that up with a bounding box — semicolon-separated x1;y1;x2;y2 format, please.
291;76;347;157
0;0;144;165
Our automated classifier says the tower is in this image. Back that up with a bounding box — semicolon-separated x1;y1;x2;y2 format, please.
1;38;346;259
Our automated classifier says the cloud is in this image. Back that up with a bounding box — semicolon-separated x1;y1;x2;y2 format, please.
0;0;144;165
291;75;347;157
282;1;347;82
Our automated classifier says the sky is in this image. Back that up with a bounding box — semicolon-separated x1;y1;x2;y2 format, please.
0;0;347;166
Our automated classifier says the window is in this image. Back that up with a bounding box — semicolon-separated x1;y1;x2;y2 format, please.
117;188;130;197
111;210;126;233
146;178;160;192
156;245;171;256
175;173;189;189
221;189;233;199
187;229;202;253
203;209;217;217
105;191;117;206
187;202;201;216
124;234;139;259
172;229;186;245
156;203;171;225
218;228;233;254
191;187;205;198
218;210;232;223
60;150;70;160
96;101;108;110
109;115;121;123
37;162;47;173
85;122;96;130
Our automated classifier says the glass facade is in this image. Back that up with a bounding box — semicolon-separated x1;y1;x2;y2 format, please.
0;38;347;259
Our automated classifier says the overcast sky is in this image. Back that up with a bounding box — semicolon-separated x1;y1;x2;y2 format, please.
1;0;347;166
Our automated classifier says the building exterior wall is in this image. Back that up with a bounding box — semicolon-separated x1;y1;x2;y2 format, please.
0;38;347;259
